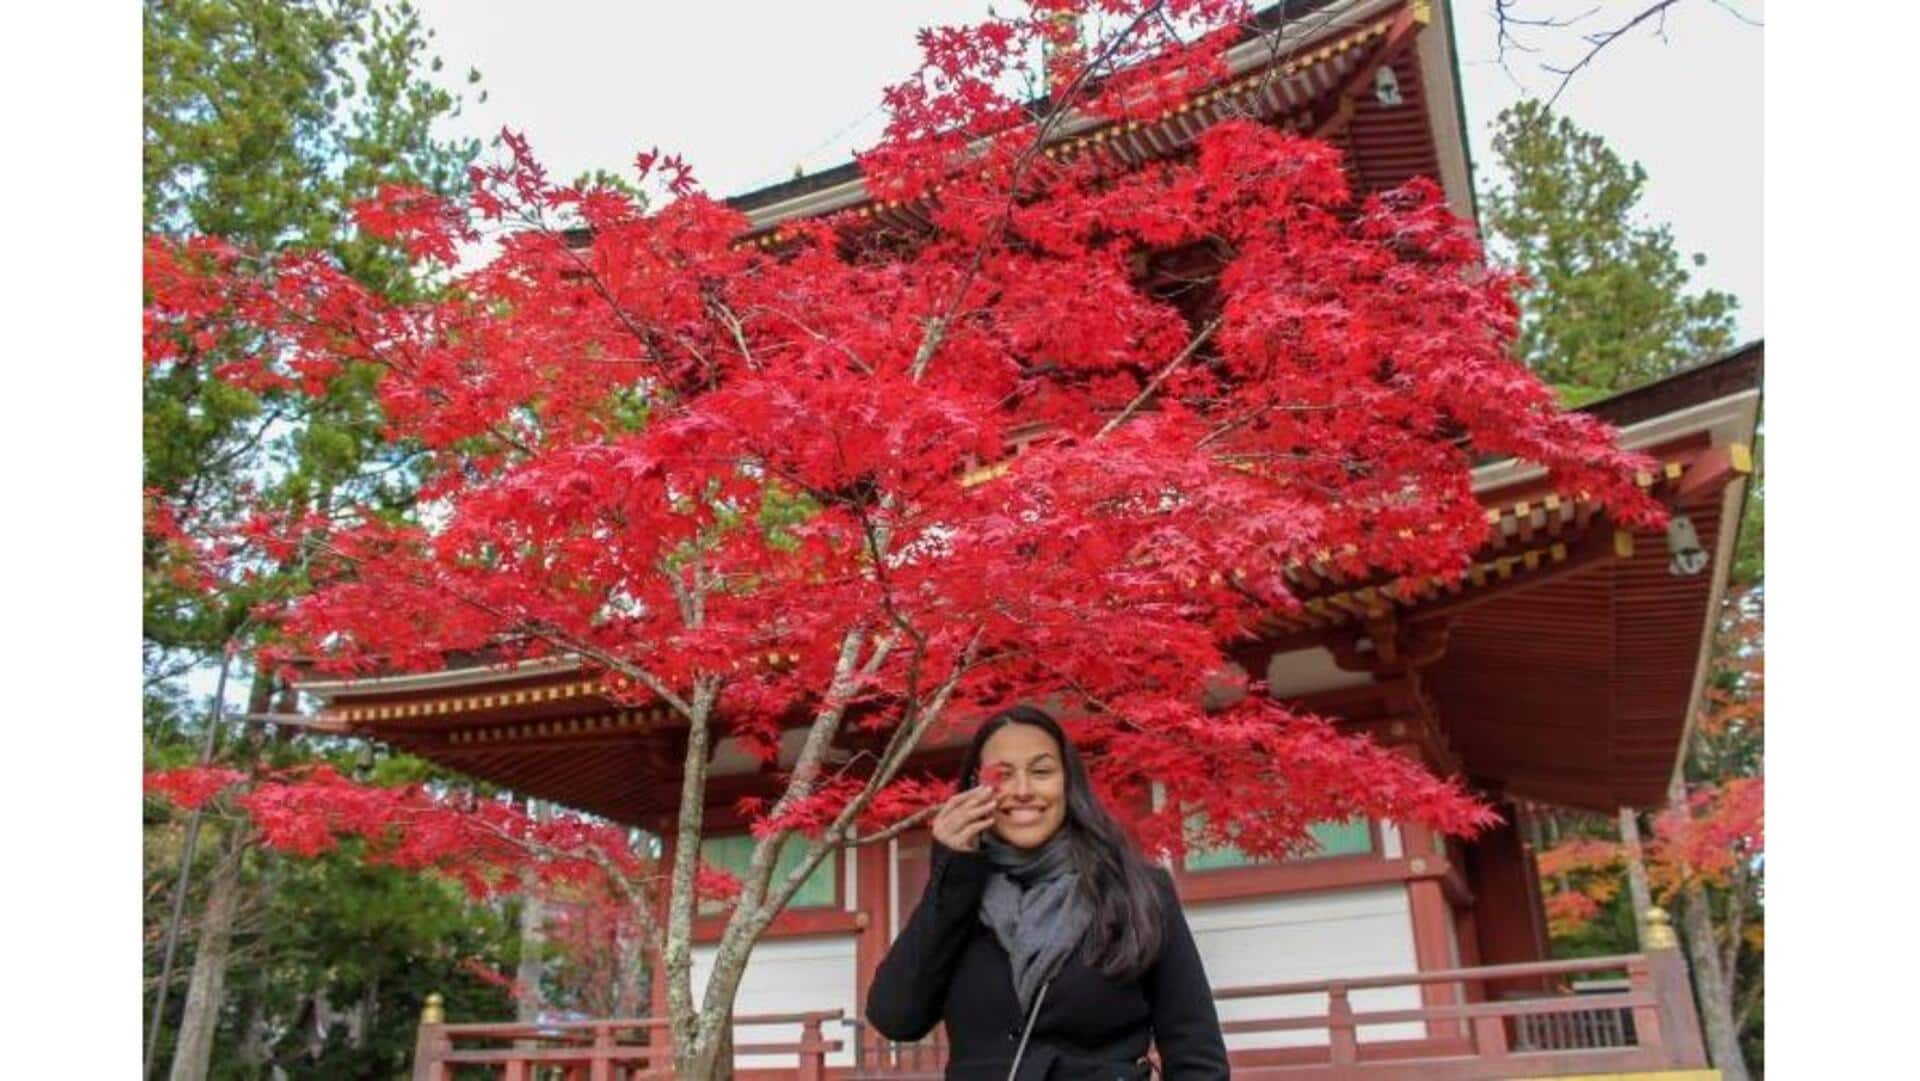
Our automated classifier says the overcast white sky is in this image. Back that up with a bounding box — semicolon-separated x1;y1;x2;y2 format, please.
414;1;1762;340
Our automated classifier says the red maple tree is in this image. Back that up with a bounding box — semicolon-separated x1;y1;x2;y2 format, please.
143;3;1664;1073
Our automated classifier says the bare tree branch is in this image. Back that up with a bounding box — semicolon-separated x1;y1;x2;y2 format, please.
1096;316;1222;440
1541;0;1683;106
1491;1;1758;106
844;804;940;846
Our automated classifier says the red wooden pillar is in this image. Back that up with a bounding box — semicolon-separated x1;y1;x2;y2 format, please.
1460;801;1553;998
649;822;675;1071
853;837;892;1071
1403;844;1462;1041
1452;906;1485;1002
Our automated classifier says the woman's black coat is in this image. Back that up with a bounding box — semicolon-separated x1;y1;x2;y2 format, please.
866;840;1231;1080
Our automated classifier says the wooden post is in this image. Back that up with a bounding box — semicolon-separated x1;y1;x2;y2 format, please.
1327;984;1358;1065
1407;876;1462;1040
1626;955;1666;1057
854;839;890;1072
1471;1014;1509;1059
798;1014;828;1081
1644;906;1711;1067
411;993;449;1081
590;1022;616;1081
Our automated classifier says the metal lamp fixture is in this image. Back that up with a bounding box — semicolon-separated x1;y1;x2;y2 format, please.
1666;514;1707;577
1374;66;1403;107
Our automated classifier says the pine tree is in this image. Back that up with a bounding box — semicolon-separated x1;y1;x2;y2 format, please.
143;3;484;1076
1482;99;1739;406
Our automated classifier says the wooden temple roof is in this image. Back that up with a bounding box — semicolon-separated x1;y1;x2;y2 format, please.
729;0;1473;242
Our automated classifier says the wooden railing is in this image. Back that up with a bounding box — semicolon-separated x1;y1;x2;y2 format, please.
409;1005;843;1081
841;1021;948;1080
1208;945;1710;1079
414;912;1710;1080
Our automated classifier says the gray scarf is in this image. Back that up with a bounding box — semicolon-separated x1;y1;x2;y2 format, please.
978;831;1093;1016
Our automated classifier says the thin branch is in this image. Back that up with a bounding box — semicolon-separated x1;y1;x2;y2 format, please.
472;818;668;956
1706;0;1762;28
1542;1;1683;107
1735;973;1764;1029
524;211;679;369
825;627;986;842
705;295;759;372
910;1;1169;382
747;302;876;376
844;804;939;847
1193;397;1355;450
854;496;929;658
307;537;697;720
1095;316;1221;440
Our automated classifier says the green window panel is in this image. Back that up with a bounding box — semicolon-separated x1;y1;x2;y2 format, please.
697;833;839;913
1182;816;1374;872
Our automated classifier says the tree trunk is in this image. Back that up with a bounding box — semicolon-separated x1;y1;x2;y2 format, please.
1666;774;1750;1081
672;1002;738;1081
1678;880;1750;1081
306;988;339;1061
167;830;246;1081
352;976;376;1050
613;922;647;1018
1617;805;1654;947
146;649;244;1079
514;800;549;1024
235;962;274;1072
684;1017;736;1081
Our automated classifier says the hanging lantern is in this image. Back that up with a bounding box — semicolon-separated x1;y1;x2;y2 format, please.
1666;514;1707;576
1374;66;1403;107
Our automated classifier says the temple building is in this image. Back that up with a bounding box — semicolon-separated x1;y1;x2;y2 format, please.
293;2;1759;1077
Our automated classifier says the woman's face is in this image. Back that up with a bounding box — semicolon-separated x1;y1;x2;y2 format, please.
979;723;1069;850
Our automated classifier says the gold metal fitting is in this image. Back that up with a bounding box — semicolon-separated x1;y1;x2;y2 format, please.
1644;906;1677;949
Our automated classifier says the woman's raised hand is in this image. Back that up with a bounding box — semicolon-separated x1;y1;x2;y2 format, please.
931;784;998;852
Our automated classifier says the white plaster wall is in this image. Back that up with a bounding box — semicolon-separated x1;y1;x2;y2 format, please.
1185;886;1425;1049
691;935;860;1068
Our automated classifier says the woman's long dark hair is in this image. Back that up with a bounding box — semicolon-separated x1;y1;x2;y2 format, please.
958;704;1166;979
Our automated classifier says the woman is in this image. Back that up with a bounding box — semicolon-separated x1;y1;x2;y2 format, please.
867;705;1230;1080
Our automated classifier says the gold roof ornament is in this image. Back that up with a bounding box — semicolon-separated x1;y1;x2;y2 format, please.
1644;906;1677;950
